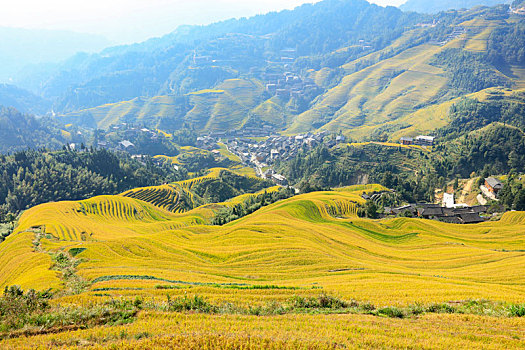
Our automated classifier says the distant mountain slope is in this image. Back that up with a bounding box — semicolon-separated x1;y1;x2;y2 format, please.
9;1;525;145
0;27;110;82
400;0;512;13
49;3;525;139
0;84;51;115
59;78;266;131
16;0;422;113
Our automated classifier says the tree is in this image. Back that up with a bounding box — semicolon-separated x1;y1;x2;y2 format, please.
365;201;378;219
513;189;525;211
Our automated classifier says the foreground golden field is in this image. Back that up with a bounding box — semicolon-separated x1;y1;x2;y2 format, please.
2;312;524;349
0;185;524;348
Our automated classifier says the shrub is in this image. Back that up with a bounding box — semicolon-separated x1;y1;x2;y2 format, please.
426;303;456;314
509;304;525;317
376;307;405;318
167;295;217;313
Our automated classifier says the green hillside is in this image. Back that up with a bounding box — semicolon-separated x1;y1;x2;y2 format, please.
59;79;268;131
0;107;69;153
121;168;274;213
286;11;525;140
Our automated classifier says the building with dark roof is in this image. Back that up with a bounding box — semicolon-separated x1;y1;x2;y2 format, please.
459;213;485;224
418;207;444;218
485;177;503;195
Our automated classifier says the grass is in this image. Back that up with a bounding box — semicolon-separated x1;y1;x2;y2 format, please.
2;285;523;348
0;287;140;339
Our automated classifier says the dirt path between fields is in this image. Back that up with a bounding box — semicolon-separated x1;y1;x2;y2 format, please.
458;178;475;204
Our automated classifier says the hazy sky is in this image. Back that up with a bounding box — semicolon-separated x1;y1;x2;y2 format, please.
0;0;408;44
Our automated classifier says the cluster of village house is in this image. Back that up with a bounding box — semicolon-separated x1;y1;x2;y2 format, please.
92;123;160;152
226;131;333;163
221;132;345;185
206;123;276;139
371;177;505;224
429;26;466;46
195;131;348;185
263;48;319;99
264;70;318;99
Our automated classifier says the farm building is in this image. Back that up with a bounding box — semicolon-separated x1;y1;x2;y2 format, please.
400;137;413;145
485;177;503;195
390;203;486;224
118;140;135;150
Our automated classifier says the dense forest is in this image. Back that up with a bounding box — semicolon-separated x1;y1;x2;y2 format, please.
498;173;525;211
441;93;525;138
212;187;296;225
277;144;440;203
433;125;525;178
488;22;525;65
431;49;510;94
0;148;186;223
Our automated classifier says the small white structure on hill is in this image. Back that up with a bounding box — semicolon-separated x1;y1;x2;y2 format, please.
415;135;435;147
443;193;455;208
443;192;467;209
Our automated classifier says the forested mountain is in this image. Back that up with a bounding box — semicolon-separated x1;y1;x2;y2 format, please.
400;0;512;13
14;0;423;113
13;0;517;144
1;0;524;163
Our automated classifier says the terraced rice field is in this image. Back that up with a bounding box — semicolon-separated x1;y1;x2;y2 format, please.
3;184;524;303
121;184;186;213
1;184;524;348
287;39;448;137
121;168;270;215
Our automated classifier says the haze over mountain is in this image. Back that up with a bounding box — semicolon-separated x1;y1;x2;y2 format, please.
0;27;110;82
400;0;512;13
0;1;406;45
5;0;520;145
13;0;422;112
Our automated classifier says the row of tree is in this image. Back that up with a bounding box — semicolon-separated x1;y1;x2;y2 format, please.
212;187;295;225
